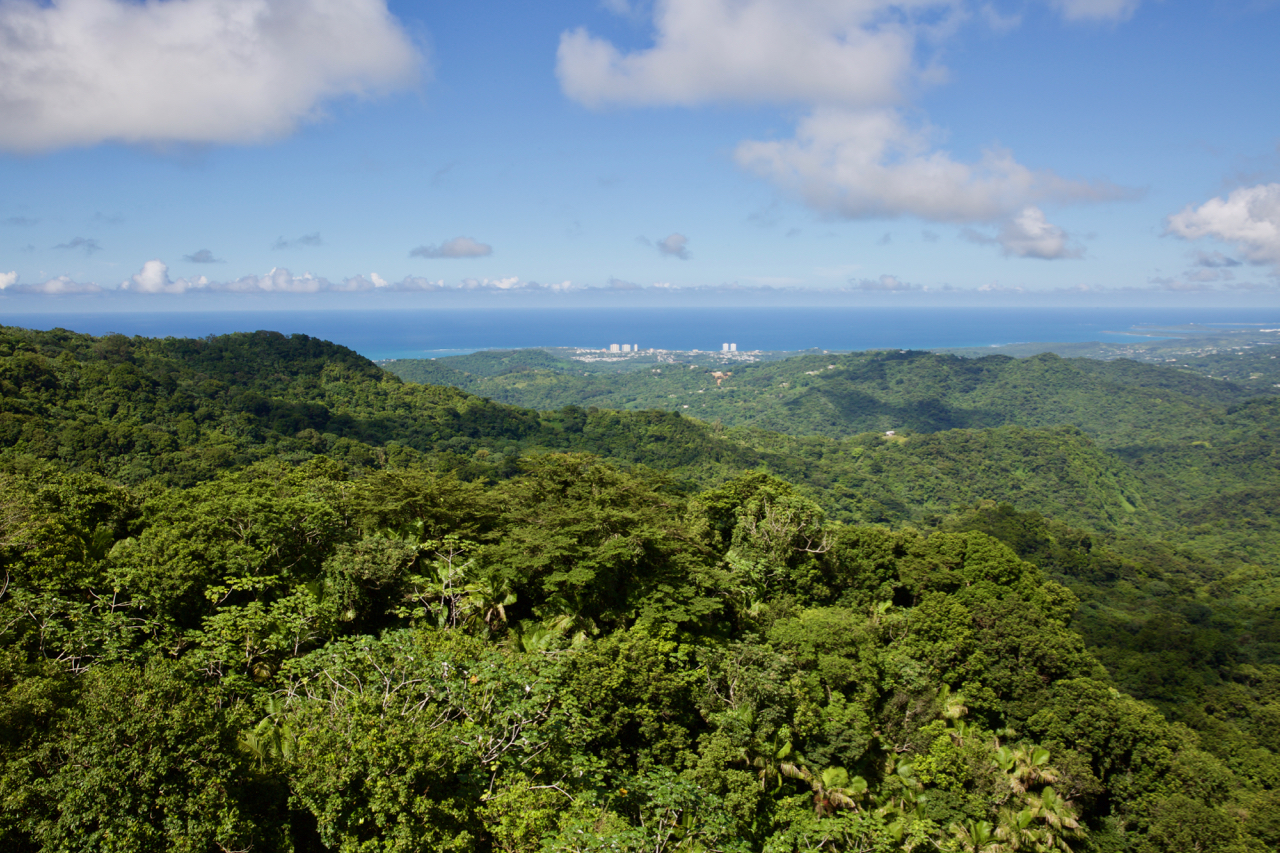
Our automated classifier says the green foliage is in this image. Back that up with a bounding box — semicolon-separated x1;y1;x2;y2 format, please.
1;326;1279;851
385;348;1259;449
1;659;284;852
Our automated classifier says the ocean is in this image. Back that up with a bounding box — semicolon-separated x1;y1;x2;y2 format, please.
6;306;1279;361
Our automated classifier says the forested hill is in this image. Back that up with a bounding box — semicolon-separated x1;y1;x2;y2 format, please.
386;348;1264;447
0;326;766;485
3;325;1280;851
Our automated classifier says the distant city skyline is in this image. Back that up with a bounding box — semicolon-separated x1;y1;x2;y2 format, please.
1;0;1278;308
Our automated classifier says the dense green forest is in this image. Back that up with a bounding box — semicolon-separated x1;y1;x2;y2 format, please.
383;346;1269;444
2;324;1280;851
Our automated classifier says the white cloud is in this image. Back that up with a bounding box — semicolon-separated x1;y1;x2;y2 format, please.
1166;183;1280;271
557;0;945;109
560;1;1134;260
121;259;208;293
460;276;522;290
119;263;458;294
391;276;444;291
223;267;328;292
992;206;1082;259
657;233;690;259
2;275;104;294
334;273;391;290
1050;0;1141;23
736;108;1120;223
410;236;494;259
0;0;421;152
853;273;918;290
337;274;379;291
120;263;330;293
125;259;178;293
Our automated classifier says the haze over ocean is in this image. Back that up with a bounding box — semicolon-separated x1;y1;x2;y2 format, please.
8;307;1278;362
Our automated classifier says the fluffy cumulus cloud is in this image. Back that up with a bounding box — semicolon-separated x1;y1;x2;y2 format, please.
736;109;1119;225
557;0;937;108
561;1;1131;259
1166;183;1280;271
0;0;421;152
121;259;208;293
0;271;16;289
962;206;1083;259
657;233;690;259
996;207;1081;259
410;237;493;259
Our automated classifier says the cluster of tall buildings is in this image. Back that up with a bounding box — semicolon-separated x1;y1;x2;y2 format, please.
721;343;737;352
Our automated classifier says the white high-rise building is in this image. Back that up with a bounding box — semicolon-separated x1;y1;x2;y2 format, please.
730;343;737;352
722;343;730;352
610;344;620;352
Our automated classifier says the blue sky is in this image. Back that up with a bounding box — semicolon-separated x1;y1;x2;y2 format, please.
1;0;1278;308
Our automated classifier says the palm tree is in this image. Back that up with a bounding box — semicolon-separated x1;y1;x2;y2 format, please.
938;684;969;721
950;819;1002;852
508;622;560;653
237;697;295;768
781;763;868;817
740;729;796;791
454;569;517;637
874;756;928;820
994;806;1038;851
994;746;1058;795
1025;786;1083;851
